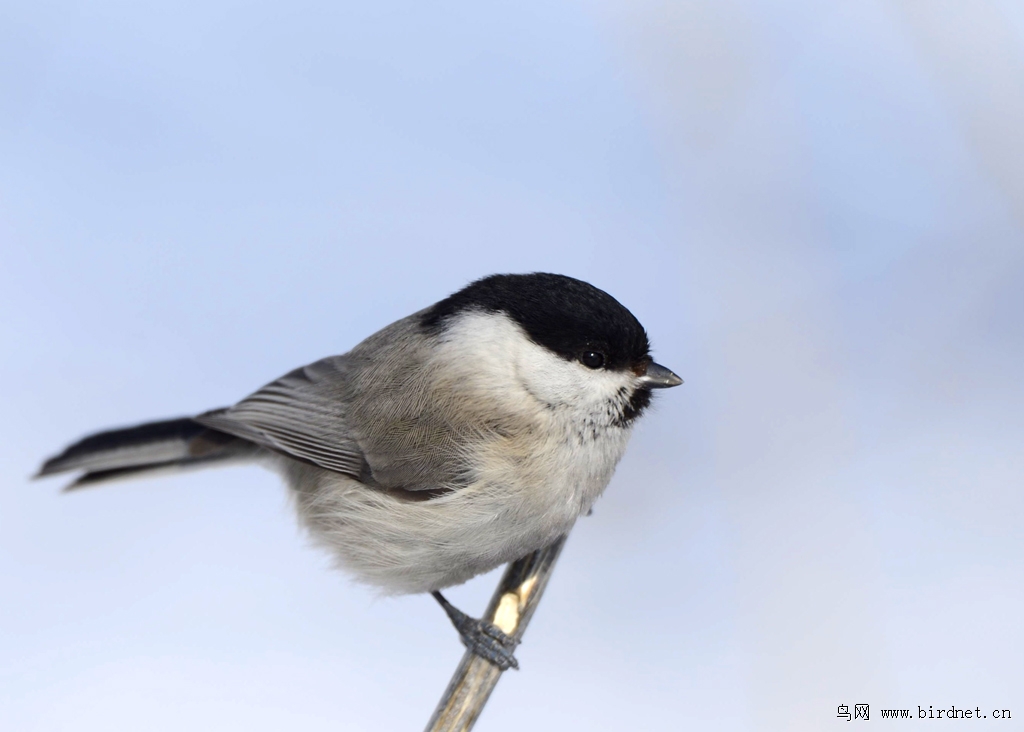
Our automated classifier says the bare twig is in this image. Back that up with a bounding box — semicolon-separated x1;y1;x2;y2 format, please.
424;535;568;732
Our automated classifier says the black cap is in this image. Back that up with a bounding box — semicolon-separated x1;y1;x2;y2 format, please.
421;273;651;372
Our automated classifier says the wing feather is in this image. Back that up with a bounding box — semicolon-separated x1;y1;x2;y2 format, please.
194;357;372;481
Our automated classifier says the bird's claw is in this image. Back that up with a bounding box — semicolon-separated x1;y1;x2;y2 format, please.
432;591;520;671
455;616;520;671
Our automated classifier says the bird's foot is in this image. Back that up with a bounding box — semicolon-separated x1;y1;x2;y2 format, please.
432;591;520;671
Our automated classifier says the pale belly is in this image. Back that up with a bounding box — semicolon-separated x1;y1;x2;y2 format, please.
278;428;631;595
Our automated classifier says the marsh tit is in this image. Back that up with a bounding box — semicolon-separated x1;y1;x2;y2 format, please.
38;273;682;669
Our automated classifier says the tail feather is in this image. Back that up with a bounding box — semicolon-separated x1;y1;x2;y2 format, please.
37;414;258;488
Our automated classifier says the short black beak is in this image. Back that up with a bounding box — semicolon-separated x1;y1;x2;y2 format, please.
638;361;683;389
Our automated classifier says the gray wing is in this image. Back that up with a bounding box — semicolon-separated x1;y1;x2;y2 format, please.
194;315;475;493
195;356;373;482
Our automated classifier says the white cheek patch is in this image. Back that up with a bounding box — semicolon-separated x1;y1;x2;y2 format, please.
435;310;636;419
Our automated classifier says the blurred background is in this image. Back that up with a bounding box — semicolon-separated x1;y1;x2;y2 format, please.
2;0;1022;729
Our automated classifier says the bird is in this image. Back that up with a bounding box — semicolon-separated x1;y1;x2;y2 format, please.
37;272;682;669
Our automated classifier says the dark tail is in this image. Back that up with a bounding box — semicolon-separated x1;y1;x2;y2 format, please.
36;414;258;490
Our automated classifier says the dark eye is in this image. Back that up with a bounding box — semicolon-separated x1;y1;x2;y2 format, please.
580;351;605;369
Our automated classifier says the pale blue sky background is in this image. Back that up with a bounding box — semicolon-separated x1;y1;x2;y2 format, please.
2;1;1022;730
